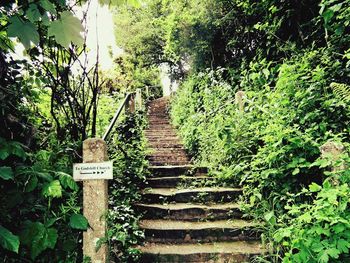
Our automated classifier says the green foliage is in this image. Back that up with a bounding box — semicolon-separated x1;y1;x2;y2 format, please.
275;175;350;263
47;11;84;48
69;214;89;230
1;1;84;51
331;82;350;103
0;138;83;261
7;16;40;49
171;49;350;262
0;225;20;253
107;112;148;262
20;221;58;260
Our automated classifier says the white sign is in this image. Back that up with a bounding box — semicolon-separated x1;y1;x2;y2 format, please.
73;161;113;181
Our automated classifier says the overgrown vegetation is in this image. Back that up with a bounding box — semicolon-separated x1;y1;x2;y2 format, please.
0;0;149;261
114;0;350;262
107;112;148;263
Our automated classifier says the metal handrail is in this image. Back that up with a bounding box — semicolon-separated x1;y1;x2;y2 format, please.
102;93;134;141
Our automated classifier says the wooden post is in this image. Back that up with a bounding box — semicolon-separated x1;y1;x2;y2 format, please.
136;89;142;109
83;138;108;262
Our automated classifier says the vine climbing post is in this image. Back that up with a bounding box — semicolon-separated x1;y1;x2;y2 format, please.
82;138;109;262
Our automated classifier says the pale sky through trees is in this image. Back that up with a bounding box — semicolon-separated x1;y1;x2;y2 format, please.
77;0;123;71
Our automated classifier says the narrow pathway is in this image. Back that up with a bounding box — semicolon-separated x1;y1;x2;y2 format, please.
137;97;265;262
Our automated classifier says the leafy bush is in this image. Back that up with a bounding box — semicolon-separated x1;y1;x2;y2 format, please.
171;48;350;261
0;137;85;262
107;112;148;262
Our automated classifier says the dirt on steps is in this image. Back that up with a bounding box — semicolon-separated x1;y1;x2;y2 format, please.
137;97;265;262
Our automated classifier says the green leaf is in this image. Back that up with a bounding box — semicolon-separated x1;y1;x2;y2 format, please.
309;182;322;192
48;11;84;48
20;221;58;260
39;0;57;14
0;225;20;253
10;142;26;160
337;239;350;253
26;4;41;23
0;166;13;180
292;167;300;175
25;176;38;192
322;9;334;25
42;180;62;198
69;214;89;230
0;146;10;160
7;16;39;49
264;211;276;225
58;172;78;191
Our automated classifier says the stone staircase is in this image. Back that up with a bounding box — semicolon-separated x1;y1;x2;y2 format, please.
136;97;265;262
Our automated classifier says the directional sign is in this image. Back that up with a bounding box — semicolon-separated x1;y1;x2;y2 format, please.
73;161;113;181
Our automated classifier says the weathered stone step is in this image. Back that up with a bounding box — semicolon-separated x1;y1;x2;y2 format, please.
135;203;242;221
146;134;180;140
145;175;209;188
140;219;259;243
150;160;190;166
147;143;185;149
147;153;188;159
149;165;207;177
145;131;178;136
139;241;265;262
147;144;185;150
147;156;189;163
147;149;187;156
142;187;242;203
148;122;172;125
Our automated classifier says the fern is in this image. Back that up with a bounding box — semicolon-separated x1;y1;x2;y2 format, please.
330;82;350;102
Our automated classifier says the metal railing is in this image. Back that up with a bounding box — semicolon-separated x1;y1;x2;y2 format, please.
102;89;143;141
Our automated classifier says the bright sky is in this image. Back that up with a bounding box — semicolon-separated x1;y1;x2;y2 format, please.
13;0;121;71
77;0;123;71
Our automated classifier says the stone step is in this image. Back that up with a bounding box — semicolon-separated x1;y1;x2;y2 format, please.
147;154;188;159
135;203;242;221
147;138;181;143
148;121;172;125
144;175;209;188
148;147;186;152
141;187;242;203
146;138;180;143
147;149;188;156
149;165;207;177
139;241;265;263
145;130;178;134
140;219;259;243
150;160;190;166
147;156;189;163
146;135;178;138
147;126;176;130
147;145;185;150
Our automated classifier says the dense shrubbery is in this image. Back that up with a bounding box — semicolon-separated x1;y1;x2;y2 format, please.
167;1;350;262
171;47;350;261
107;112;148;262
